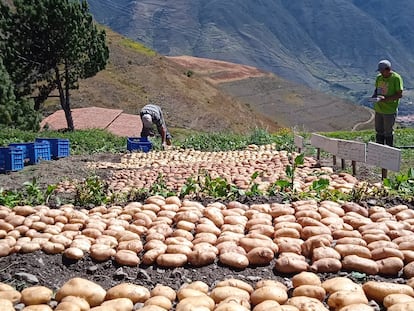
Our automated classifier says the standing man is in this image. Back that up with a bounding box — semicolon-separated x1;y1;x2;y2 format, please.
140;104;172;149
371;59;403;147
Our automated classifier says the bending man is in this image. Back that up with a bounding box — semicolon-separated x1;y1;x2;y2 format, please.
140;104;172;149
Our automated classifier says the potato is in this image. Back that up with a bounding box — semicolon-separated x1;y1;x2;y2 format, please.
219;252;249;269
310;258;342;273
274;237;303;254
101;297;133;311
105;283;150;304
285;296;328;311
337;304;374;311
383;293;414;308
21;286;53;305
114;249;140;266
342;255;379;275
144;295;173;309
0;289;22;303
60;296;90;311
177;288;206;301
214;301;250;311
312;246;341;261
56;278;106;307
188;250;216;267
332;229;362;239
403;261;414;278
247;247;274;265
377;257;404;276
142;248;166;265
292;285;326;301
252;300;280;311
371;247;403;261
250;286;288;305
64;247;85;260
362;281;414;302
21;305;53;310
292;272;321;287
387;302;414;311
322;277;362;294
89;244;116;262
150;284;176;301
327;290;368;309
239;237;278;253
274;254;309;273
55;302;81;311
335;244;371;259
0;298;14;311
210;286;250;304
216;279;254;294
336;237;367;246
255;280;287;291
176;295;214;311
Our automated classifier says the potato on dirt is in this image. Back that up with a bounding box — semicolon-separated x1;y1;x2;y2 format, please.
21;286;53;305
105;283;150;303
0;298;14;311
55;278;106;307
362;281;414;302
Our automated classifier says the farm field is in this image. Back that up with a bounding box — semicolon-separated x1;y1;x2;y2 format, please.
0;128;413;310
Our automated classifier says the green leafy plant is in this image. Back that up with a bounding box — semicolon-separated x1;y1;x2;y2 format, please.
149;173;176;197
244;171;263;197
383;168;414;199
75;175;108;207
0;188;21;207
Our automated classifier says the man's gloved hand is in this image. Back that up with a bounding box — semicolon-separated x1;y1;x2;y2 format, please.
161;142;166;150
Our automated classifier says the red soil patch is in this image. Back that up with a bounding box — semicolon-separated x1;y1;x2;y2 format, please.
41;106;142;137
167;55;268;84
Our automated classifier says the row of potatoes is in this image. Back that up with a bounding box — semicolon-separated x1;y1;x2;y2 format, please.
1;197;414;278
83;146;357;195
1;273;414;310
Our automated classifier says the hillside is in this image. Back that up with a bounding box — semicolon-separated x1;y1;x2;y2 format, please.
46;28;373;134
87;0;414;119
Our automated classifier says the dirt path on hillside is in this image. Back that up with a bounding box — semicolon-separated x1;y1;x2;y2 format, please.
352;108;375;131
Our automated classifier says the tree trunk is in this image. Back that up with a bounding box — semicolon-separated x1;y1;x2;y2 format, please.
55;66;74;131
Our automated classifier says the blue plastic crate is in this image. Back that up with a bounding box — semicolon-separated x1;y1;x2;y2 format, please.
9;142;51;164
35;138;70;159
0;147;24;173
127;137;152;152
29;141;51;164
8;142;32;160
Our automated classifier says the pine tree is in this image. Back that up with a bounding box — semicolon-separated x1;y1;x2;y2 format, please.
0;0;109;130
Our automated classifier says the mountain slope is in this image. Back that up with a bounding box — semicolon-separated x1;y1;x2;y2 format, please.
87;0;414;117
45;28;372;134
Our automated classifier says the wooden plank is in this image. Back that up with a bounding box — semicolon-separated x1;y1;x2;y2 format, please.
294;135;304;150
336;139;366;162
366;142;401;172
310;133;338;154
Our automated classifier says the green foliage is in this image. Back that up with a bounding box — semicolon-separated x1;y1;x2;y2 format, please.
149;173;176;197
75;175;108;206
120;38;157;56
1;0;109;130
383;168;414;199
0;58;41;131
0;177;57;207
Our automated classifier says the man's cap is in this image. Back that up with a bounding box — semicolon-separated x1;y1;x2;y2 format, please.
141;114;153;128
377;59;391;71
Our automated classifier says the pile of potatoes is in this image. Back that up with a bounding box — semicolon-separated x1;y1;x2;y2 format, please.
1;275;414;310
76;144;359;195
0;196;414;278
1;196;414;278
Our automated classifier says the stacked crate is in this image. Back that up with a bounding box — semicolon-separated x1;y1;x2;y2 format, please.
1;138;70;173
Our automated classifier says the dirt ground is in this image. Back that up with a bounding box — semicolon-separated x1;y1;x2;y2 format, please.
0;153;412;311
